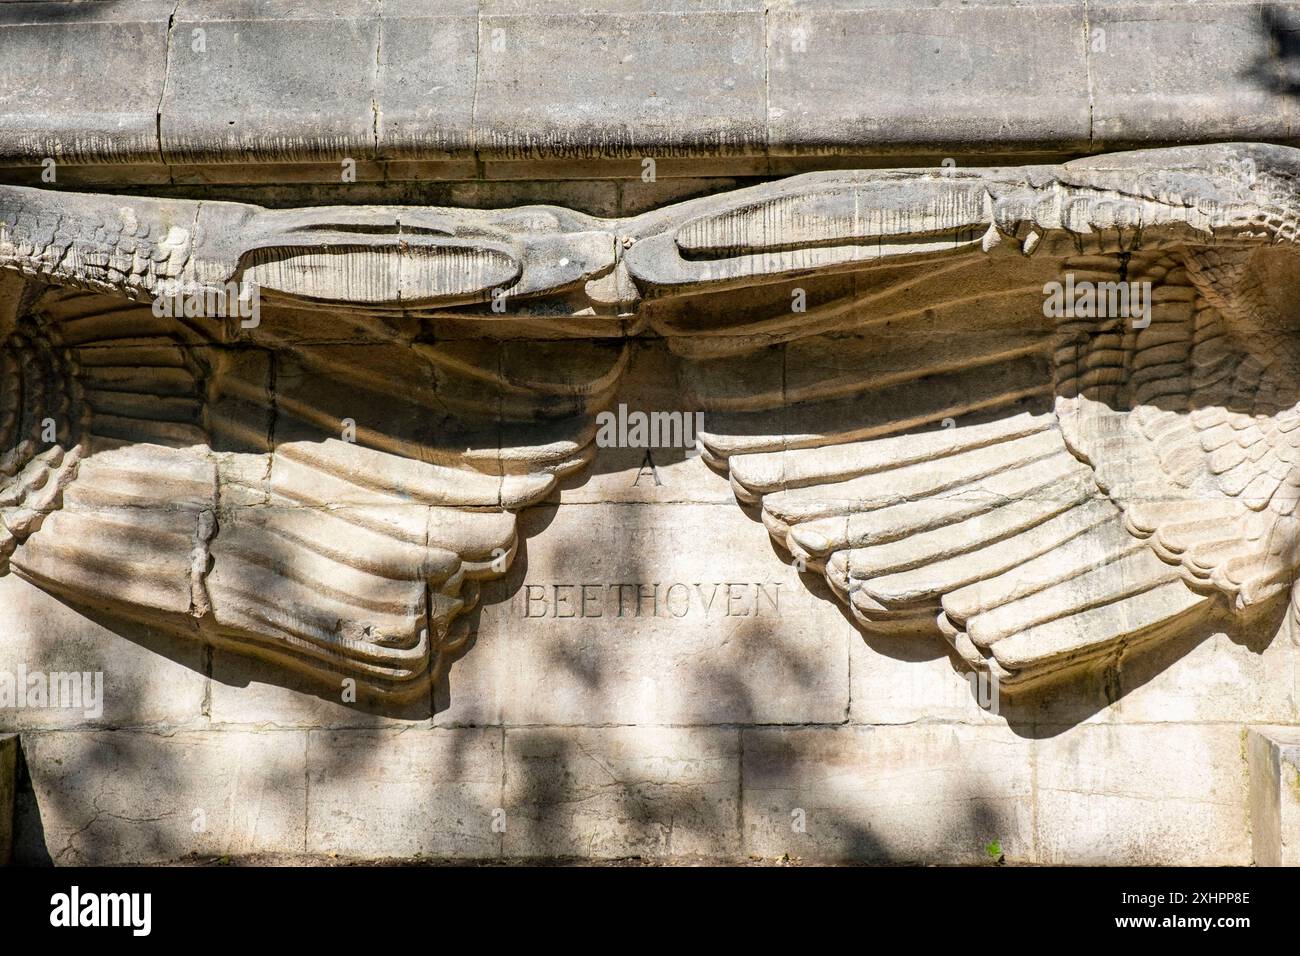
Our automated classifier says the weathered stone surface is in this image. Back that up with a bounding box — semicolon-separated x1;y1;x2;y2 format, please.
0;576;207;731
306;728;503;859
161;1;383;164
0;1;173;165
846;629;1096;728
14;730;307;864
472;8;768;159
3;0;1300;178
1111;619;1298;725
5;144;1300;701
374;0;480;160
766;2;1092;154
504;726;740;859
742;725;1033;863
1089;0;1296;145
436;502;851;726
1248;725;1300;866
206;648;434;728
1034;724;1251;865
5;132;1300;867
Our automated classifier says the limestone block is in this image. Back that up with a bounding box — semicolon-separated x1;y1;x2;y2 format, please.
503;726;740;860
306;728;502;859
741;725;1034;863
0;733;15;865
472;9;768;159
206;648;433;728
0;576;207;731
435;502;851;727
374;0;479;160
5;0;1300;175
1111;619;1297;725
161;0;384;164
1089;0;1297;144
847;626;1120;728
14;730;307;864
0;1;174;165
1247;725;1300;866
1034;724;1251;865
765;3;1091;154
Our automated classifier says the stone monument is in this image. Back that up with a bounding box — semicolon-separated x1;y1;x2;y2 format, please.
2;0;1299;866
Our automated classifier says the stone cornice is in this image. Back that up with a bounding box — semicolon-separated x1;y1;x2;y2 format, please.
0;0;1297;184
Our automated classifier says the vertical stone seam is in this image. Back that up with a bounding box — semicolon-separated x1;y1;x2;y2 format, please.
498;725;507;859
156;0;183;172
1081;0;1095;148
496;342;505;507
200;645;212;719
736;727;746;859
265;349;279;478
471;0;484;174
302;730;311;854
372;0;383;161
843;616;852;724
761;2;772;162
1029;733;1039;863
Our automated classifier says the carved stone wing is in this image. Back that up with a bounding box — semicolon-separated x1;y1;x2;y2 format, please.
0;192;627;698
627;143;1300;689
6;143;1300;697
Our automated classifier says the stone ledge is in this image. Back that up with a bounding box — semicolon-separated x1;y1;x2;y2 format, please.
0;0;1295;180
1247;725;1300;867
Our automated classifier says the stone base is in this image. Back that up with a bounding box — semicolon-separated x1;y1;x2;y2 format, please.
1248;727;1300;867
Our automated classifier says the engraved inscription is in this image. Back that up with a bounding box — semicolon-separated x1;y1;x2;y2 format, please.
517;582;784;619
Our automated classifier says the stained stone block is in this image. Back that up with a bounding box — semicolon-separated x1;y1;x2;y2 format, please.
306;728;502;860
169;161;388;185
503;726;740;860
435;502;852;727
1034;724;1251;865
1247;726;1300;866
472;10;768;159
741;725;1033;864
0;163;173;188
161;0;383;164
14;730;307;864
0;734;15;865
374;0;479;160
766;4;1091;154
0;1;174;165
1089;0;1297;144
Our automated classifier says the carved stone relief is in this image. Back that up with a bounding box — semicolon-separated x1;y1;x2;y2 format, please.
3;142;1298;698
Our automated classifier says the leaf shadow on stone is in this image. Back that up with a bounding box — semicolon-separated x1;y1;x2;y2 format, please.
1245;6;1300;95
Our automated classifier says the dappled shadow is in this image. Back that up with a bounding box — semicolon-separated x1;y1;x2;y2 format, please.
8;159;1300;864
1245;6;1300;95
